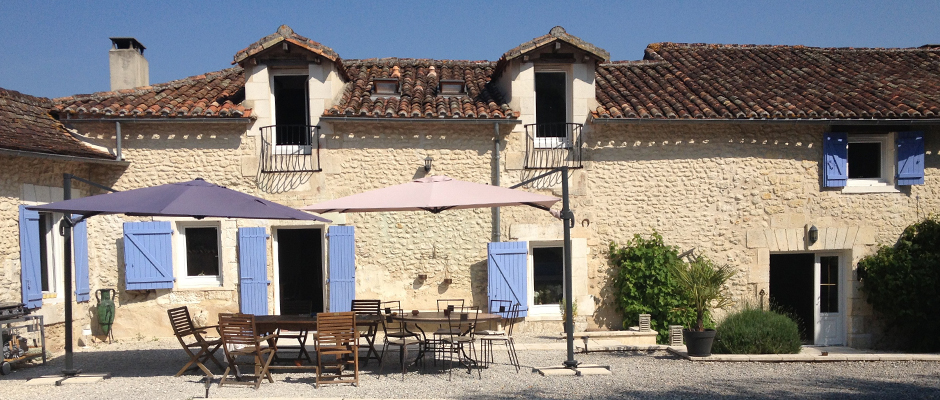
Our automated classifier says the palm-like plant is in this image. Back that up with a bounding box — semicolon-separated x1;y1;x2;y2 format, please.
672;256;736;331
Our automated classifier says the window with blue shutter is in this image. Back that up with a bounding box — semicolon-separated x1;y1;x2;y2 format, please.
487;241;528;317
73;216;90;302
123;221;174;290
897;131;925;186
327;226;355;313
238;227;270;315
18;205;43;309
823;132;848;187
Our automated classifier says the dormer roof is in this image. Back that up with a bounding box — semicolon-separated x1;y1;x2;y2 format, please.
495;26;609;77
233;25;348;80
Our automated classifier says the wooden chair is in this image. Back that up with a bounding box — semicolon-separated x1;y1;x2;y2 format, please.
351;299;381;365
167;306;224;377
273;300;313;364
217;313;278;389
314;311;359;387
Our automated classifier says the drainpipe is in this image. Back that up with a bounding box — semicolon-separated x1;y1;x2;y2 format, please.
115;121;123;161
492;122;500;243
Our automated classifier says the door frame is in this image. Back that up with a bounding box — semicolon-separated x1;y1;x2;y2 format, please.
813;251;846;346
272;225;326;315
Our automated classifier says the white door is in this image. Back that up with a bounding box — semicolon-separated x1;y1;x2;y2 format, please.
814;255;844;345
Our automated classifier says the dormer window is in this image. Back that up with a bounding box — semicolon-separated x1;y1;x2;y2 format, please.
439;80;466;95
373;78;399;95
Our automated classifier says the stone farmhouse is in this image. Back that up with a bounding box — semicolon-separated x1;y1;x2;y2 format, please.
2;26;938;350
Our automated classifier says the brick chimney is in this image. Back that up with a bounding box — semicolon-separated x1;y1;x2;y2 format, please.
109;37;149;91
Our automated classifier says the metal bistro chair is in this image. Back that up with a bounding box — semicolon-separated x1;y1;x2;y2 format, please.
314;311;360;387
378;307;422;379
478;303;522;372
441;307;481;380
351;299;382;365
217;313;278;389
432;299;466;362
167;306;224;377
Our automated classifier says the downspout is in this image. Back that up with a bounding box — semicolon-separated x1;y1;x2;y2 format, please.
115;121;123;161
492;122;500;243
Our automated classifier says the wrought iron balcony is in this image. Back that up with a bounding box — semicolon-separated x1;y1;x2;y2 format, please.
260;125;321;173
524;123;583;169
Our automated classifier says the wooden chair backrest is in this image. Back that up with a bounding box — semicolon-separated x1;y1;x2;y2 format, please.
316;311;357;346
351;299;381;315
218;313;259;348
168;306;197;337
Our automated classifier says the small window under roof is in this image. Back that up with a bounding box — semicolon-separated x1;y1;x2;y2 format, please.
373;78;399;95
439;79;466;95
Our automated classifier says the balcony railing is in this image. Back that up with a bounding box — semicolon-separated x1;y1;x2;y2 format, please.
524;123;583;169
260;125;321;173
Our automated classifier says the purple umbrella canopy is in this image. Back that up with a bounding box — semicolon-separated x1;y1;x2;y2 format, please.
301;175;559;214
29;178;330;222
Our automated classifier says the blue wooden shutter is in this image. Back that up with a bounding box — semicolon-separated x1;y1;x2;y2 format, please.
238;227;270;315
487;241;528;317
73;216;90;302
327;226;355;312
18;205;43;309
897;131;925;186
823;132;848;187
123;221;174;290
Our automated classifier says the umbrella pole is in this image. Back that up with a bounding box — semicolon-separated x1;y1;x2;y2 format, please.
561;166;578;369
62;176;79;376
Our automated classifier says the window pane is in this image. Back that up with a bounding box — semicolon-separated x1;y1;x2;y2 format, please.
533;247;564;305
535;72;567;137
273;75;309;145
186;228;219;277
819;256;838;313
847;142;881;179
39;214;50;292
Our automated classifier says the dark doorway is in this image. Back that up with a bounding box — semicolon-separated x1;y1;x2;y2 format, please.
769;253;814;342
277;228;323;314
533;247;564;305
535;72;567;138
273;75;309;146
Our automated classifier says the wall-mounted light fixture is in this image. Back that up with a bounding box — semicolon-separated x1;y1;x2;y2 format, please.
807;224;819;245
424;156;433;172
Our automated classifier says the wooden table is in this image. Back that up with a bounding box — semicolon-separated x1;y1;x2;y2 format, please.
254;314;382;365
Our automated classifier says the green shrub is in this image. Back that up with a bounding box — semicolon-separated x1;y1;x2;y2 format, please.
858;217;940;352
609;232;701;344
713;307;802;354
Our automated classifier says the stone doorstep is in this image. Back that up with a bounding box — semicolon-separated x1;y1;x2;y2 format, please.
577;338;669;353
667;347;940;362
562;328;659;347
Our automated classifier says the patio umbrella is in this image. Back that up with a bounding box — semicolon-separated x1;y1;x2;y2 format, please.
31;178;329;221
301;171;581;370
27;176;329;377
300;175;559;214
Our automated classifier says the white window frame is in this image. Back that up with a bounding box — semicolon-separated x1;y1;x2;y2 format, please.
527;241;565;318
175;222;223;288
842;132;899;193
269;69;312;155
39;213;64;302
533;67;572;149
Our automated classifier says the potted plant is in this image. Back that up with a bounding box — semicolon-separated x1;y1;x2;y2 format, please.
672;255;736;356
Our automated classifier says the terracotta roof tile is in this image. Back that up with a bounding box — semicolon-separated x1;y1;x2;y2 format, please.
595;43;940;120
327;58;516;120
53;67;248;119
0;88;114;159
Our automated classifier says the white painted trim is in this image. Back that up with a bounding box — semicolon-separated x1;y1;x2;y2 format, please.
526;240;565;317
174;222;223;289
843;132;896;190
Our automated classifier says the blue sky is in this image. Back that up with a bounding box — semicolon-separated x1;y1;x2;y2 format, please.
1;0;938;98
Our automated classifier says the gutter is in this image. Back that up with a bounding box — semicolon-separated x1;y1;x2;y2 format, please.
592;117;940;126
320;116;522;125
0;148;130;166
62;117;254;124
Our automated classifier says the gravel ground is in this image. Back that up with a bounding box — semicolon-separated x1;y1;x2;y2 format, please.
2;337;939;400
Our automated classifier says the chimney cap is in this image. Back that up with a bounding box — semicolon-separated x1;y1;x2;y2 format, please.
110;37;146;54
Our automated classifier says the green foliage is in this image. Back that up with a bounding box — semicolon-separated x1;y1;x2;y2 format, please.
559;298;578;322
713;306;802;354
671;255;736;331
858;217;940;352
609;232;700;344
